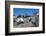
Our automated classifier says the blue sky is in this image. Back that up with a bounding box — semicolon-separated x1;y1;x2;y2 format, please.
13;8;39;16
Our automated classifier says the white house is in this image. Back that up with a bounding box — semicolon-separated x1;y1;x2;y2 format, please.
16;17;24;22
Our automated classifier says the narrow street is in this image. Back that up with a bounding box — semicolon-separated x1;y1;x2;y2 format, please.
14;21;35;27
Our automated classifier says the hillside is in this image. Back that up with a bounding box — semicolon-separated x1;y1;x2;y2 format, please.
13;13;39;27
